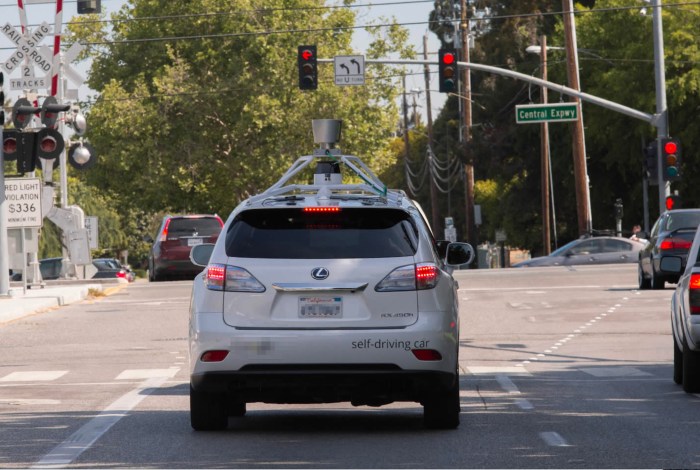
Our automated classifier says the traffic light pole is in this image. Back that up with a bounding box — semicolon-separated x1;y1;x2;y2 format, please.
0;121;10;296
652;0;671;212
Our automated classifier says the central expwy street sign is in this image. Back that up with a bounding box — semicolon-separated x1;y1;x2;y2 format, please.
515;102;580;124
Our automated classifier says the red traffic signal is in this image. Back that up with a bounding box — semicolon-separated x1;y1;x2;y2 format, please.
665;194;682;211
661;137;681;182
298;45;317;90
438;49;458;93
41;96;70;128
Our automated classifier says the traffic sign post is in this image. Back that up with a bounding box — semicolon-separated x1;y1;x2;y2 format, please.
515;102;579;124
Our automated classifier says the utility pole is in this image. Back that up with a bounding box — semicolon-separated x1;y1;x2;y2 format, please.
460;0;476;249
402;74;413;196
424;34;441;236
562;0;592;236
539;36;552;255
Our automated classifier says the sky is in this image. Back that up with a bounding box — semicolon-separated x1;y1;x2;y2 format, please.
1;0;446;115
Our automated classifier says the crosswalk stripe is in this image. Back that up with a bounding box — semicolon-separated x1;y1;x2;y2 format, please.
0;371;68;382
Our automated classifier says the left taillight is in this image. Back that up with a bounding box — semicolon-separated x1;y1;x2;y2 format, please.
116;269;127;279
375;263;439;292
204;263;265;292
660;238;693;251
689;273;700;315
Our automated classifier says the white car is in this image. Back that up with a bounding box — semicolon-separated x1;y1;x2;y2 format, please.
668;223;700;393
188;120;474;430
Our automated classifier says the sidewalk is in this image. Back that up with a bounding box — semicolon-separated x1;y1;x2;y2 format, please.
0;279;128;325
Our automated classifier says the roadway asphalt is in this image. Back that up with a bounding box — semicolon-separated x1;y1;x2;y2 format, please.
0;279;129;325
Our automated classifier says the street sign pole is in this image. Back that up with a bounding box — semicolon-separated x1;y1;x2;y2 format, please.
0;120;10;296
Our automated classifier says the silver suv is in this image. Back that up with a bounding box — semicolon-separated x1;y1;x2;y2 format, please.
188;120;474;430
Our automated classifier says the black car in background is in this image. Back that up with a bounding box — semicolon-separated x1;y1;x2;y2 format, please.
638;209;700;289
92;258;135;282
148;214;224;282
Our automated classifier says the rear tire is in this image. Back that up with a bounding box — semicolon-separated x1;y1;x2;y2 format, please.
190;386;228;431
682;340;700;393
638;263;651;290
673;337;683;385
423;378;460;429
651;266;665;290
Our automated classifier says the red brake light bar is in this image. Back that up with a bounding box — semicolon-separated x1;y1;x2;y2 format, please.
303;207;341;213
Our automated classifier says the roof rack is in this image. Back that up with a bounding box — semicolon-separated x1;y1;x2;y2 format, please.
246;150;404;206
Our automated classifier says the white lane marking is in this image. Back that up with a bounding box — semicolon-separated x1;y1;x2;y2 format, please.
0;371;68;382
115;368;179;380
540;431;570;447
496;375;520;394
467;366;531;376
515;398;534;410
579;366;652;377
31;374;174;469
0;398;60;405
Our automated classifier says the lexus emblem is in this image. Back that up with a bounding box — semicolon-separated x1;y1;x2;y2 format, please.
311;267;329;280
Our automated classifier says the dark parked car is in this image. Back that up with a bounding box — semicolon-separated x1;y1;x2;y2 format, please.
513;236;644;268
92;258;135;282
638;209;700;289
148;214;224;282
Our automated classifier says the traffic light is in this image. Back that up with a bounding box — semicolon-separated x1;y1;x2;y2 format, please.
297;45;317;90
438;49;458;93
12;98;40;130
666;194;682;211
643;139;658;183
661;137;681;181
77;0;101;13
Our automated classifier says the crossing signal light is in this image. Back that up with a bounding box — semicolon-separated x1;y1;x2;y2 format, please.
438;49;458;93
12;98;40;130
298;45;317;90
3;129;38;173
661;137;681;181
665;194;682;211
41;96;70;128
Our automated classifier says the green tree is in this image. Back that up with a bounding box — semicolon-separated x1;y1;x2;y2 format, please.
67;0;413;265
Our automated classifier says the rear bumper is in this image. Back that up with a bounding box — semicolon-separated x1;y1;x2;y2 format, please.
154;258;202;277
191;367;457;405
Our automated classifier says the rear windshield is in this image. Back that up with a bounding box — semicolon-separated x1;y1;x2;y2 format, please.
168;217;222;238
665;212;700;232
225;208;418;259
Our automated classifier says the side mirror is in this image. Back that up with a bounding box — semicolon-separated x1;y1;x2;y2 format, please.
660;256;682;274
190;243;215;267
143;235;154;243
445;242;475;267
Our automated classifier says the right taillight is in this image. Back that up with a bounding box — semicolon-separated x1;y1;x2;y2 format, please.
690;274;700;315
204;263;265;292
375;263;440;292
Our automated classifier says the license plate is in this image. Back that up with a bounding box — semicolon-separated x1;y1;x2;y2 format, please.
187;238;203;247
299;296;342;318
